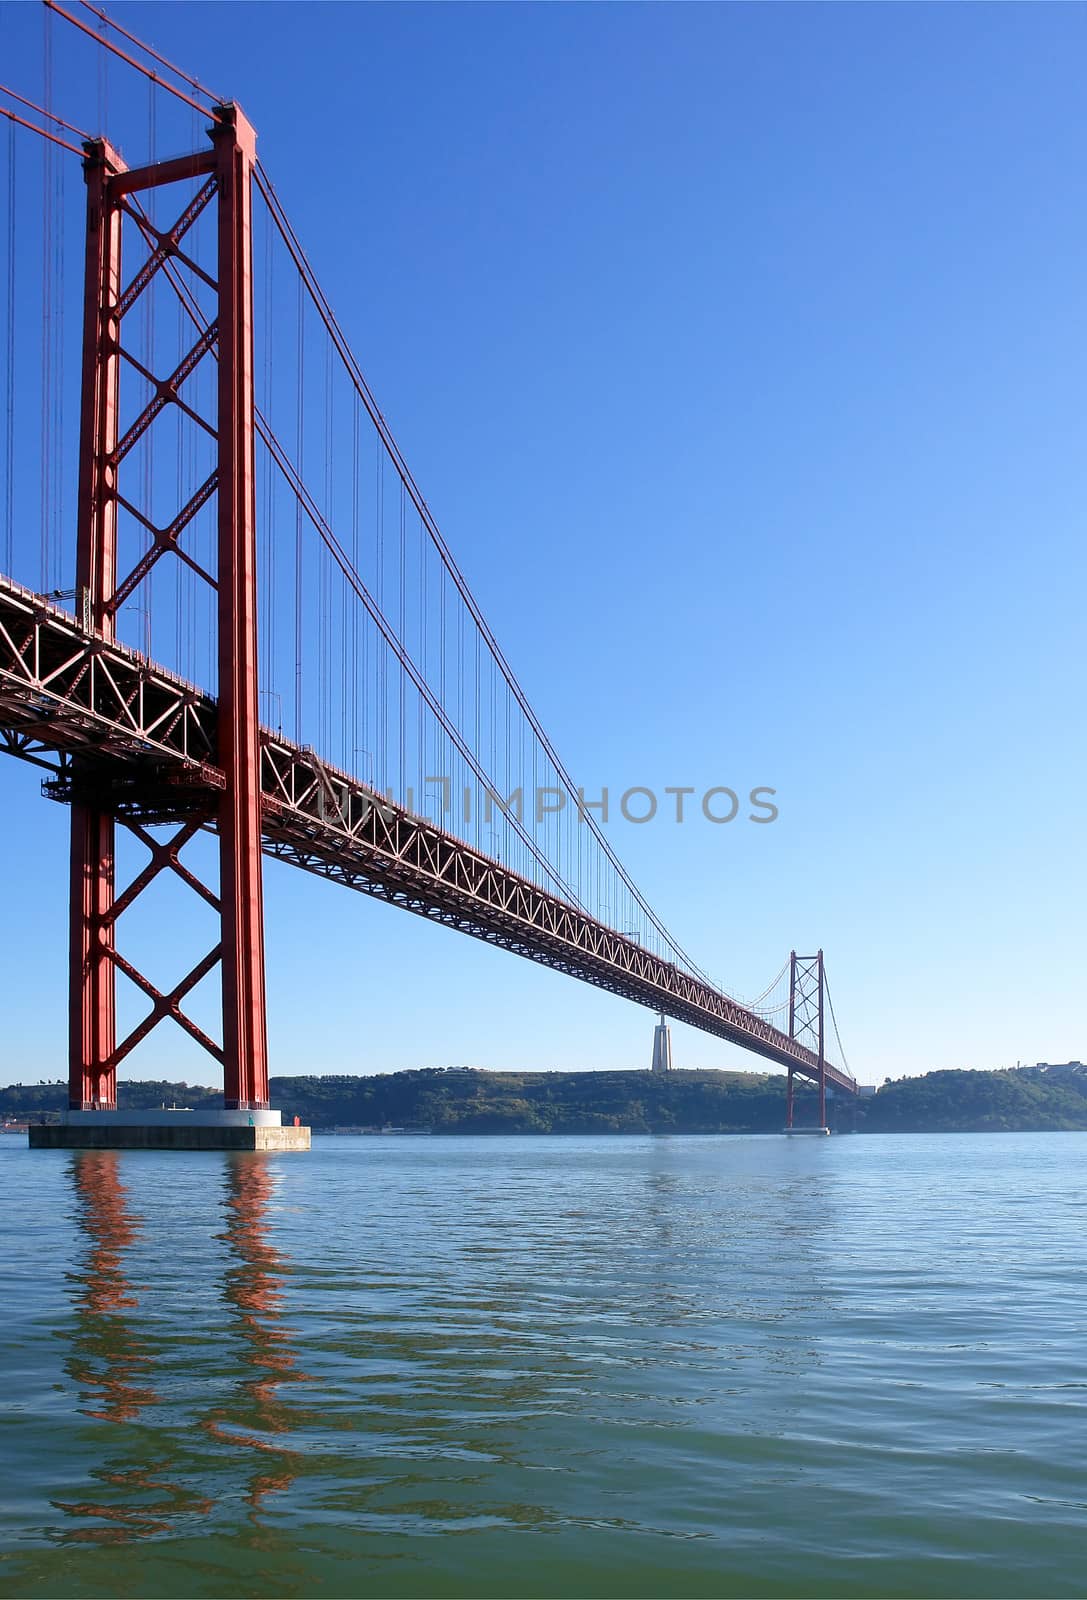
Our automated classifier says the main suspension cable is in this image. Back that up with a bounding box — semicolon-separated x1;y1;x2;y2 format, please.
14;0;727;986
823;972;853;1082
747;959;789;1011
74;0;223;106
0;103;85;157
252;164;717;986
43;0;212;118
0;83;91;141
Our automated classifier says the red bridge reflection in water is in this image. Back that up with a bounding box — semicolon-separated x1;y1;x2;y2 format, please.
58;1152;211;1540
57;1151;307;1541
202;1155;311;1516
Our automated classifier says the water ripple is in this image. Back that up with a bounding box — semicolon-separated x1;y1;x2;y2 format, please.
1;1132;1084;1596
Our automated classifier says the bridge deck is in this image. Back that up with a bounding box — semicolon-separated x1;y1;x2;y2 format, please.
0;577;856;1095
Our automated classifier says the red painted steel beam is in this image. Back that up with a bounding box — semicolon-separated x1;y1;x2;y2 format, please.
75;141;124;638
69;138;125;1111
212;106;269;1111
786;950;796;1128
69;808;116;1109
818;949;827;1127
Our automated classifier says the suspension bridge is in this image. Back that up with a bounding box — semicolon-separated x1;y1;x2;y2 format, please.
0;2;857;1145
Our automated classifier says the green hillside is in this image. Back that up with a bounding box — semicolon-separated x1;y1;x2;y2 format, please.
860;1064;1087;1133
4;1062;1086;1133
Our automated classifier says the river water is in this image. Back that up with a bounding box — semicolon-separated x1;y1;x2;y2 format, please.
1;1132;1083;1597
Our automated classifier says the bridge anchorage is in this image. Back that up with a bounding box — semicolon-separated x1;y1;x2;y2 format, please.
0;18;857;1149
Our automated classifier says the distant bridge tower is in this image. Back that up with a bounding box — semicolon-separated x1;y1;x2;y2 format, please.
785;950;828;1133
651;1012;673;1075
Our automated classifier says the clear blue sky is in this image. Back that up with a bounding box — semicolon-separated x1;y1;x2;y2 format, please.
1;1;1083;1088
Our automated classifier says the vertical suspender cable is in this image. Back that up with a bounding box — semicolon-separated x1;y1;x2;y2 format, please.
398;477;406;804
439;556;447;803
318;336;328;757
266;216;277;725
4;120;14;577
294;274;304;741
176;285;184;669
351;395;359;773
376;440;385;788
49;101;64;593
418;508;425;795
457;581;465;840
474;628;480;851
340;378;349;769
39;10;53;592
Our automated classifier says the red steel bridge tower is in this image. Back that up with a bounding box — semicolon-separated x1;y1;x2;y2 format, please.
786;950;828;1133
70;105;267;1114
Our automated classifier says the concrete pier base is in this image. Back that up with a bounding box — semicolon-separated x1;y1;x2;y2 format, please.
28;1108;310;1151
783;1126;831;1137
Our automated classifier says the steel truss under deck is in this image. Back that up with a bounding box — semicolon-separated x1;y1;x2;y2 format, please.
0;575;857;1096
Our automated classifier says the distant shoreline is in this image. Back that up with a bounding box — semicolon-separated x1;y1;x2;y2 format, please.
308;1126;1087;1137
4;1062;1086;1137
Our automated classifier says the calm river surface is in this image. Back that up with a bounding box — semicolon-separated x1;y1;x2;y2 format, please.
1;1132;1084;1597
